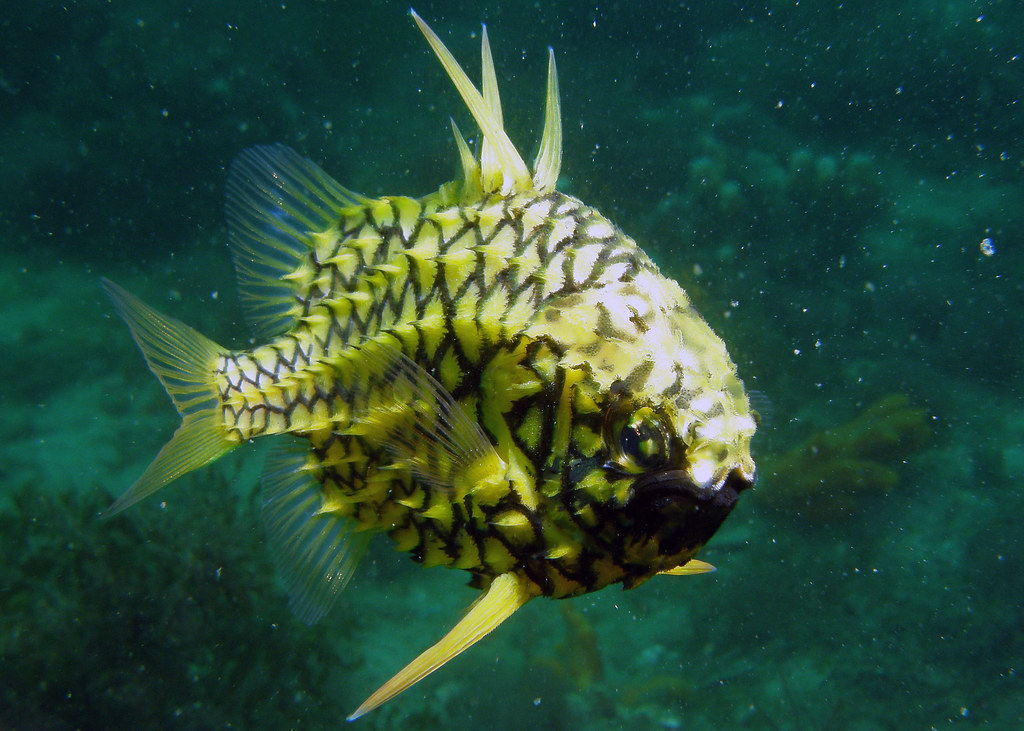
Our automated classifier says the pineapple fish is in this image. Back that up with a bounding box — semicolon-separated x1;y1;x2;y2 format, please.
104;10;757;719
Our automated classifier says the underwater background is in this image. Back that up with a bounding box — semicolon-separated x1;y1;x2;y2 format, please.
1;0;1021;728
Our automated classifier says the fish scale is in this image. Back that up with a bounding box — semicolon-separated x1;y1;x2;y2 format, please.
102;10;758;719
220;188;647;448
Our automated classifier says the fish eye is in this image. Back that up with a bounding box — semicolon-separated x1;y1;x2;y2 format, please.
615;407;669;474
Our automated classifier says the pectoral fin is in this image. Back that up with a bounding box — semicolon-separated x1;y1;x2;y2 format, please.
349;340;507;500
347;571;535;720
659;559;716;576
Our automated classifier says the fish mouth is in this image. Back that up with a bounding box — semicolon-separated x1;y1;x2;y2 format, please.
624;467;754;556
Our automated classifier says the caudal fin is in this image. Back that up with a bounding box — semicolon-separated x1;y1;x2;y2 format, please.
102;279;236;516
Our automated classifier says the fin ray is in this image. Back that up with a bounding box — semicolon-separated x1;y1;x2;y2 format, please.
411;10;531;193
106;413;233;516
478;25;504;191
226;144;361;339
532;48;562;193
352;340;507;499
347;571;535;720
262;438;371;624
101;279;235;516
450;119;482;202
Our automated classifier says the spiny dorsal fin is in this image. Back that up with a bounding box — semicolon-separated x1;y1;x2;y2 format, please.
450;119;482;202
413;10;566;197
532;48;562;193
479;25;503;126
478;24;505;192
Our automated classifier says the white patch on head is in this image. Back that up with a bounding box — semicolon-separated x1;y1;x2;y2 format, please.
541;250;567;298
695;416;724;442
688;393;715;416
601;290;640;331
548;215;576;250
585;219;615;240
556;200;578;216
595;261;630;287
689;457;717;489
571;244;602;286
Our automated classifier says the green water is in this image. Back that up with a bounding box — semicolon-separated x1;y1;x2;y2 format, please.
1;1;1021;728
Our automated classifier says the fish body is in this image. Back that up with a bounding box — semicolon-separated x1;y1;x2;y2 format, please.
104;11;757;718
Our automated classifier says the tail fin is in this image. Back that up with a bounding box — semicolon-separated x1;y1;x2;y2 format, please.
101;279;237;516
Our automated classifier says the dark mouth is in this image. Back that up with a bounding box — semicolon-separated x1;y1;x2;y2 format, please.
625;467;754;556
630;467;753;505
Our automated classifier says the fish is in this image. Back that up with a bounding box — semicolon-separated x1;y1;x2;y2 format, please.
102;10;758;720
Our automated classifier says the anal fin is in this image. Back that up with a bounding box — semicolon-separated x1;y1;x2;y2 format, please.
347;571;535;720
262;438;371;625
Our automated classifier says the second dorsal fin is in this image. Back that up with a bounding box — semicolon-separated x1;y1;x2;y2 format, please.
225;144;362;339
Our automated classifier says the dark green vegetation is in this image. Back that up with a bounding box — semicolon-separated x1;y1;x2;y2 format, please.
0;476;356;729
1;0;1022;728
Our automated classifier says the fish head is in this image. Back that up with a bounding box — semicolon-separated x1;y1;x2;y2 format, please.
600;386;756;576
532;264;757;579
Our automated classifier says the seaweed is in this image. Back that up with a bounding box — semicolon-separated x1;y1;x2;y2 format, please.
0;474;357;729
757;394;931;519
540;602;605;691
